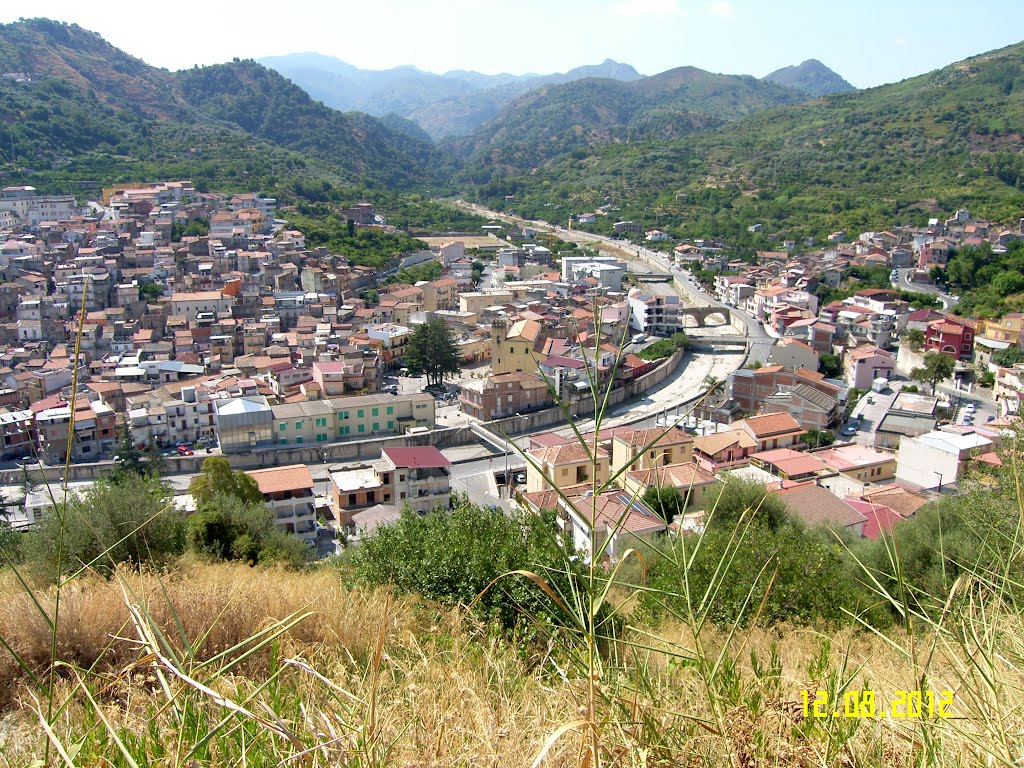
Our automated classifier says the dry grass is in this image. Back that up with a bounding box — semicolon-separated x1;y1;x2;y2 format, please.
0;561;1020;767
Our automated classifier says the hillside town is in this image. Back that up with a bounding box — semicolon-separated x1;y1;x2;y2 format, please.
0;181;1019;557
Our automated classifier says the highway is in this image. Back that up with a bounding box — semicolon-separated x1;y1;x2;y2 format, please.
455;200;776;365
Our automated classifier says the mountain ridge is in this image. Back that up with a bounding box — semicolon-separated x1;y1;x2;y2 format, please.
762;59;856;97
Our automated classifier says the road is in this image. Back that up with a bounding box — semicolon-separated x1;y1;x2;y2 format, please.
455;200;775;366
897;268;958;311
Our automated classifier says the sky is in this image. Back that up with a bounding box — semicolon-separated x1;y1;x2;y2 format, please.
6;1;1024;88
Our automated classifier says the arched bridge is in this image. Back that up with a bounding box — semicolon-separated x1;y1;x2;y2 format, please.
679;306;731;327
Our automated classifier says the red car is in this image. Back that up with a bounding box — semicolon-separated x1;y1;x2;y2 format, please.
177;445;194;456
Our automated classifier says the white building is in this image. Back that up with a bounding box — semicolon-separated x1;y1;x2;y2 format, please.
896;429;994;490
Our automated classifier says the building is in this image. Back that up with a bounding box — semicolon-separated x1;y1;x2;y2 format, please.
812;444;897;484
772;482;867;535
35;396;116;465
558;489;664;563
628;290;682;336
460;372;553;420
610;427;694;477
896;429;994;490
247;465;317;542
767;338;819;372
526;442;610;494
692;429;758;473
924;316;975;360
380;446;452;513
844;346;896;390
874;392;939;449
620;461;719;510
734;413;805;452
272;393;435;445
491;318;542;375
215;396;274;453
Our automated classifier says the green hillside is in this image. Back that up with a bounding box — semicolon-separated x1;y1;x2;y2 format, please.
463;41;1024;242
0;19;435;199
453;66;804;175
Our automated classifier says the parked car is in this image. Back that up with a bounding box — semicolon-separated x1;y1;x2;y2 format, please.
841;425;858;437
177;445;194;456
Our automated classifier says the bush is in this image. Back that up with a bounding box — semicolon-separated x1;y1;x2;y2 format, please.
351;496;580;633
22;473;185;577
186;494;309;568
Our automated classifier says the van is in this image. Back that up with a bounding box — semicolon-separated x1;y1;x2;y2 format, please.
631;333;647;344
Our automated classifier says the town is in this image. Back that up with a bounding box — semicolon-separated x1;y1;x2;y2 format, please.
0;181;1017;559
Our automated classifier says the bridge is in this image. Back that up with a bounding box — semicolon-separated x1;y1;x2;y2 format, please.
679;306;731;328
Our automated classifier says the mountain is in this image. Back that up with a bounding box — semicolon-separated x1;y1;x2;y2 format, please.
453;65;804;175
258;54;642;139
464;40;1024;243
762;59;855;97
0;19;436;195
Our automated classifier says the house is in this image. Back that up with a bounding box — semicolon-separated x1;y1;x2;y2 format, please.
246;464;317;543
557;489;665;563
645;229;669;242
380;446;452;514
577;213;597;225
613;221;642;235
749;448;834;482
491;318;542;375
844;346;896;390
874;391;939;449
735;413;805;452
459;371;554;420
767;338;819;372
772;482;867;534
895;428;994;490
924;316;975;360
620;461;719;510
760;383;840;432
692;429;759;473
526;442;610;493
730;366;840;430
812;444;896;484
610;427;694;477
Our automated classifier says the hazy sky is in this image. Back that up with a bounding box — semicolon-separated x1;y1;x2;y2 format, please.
6;1;1024;87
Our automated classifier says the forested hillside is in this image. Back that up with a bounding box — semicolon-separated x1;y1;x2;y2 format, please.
463;41;1024;243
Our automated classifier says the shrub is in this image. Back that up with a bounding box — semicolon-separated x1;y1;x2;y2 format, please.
186;494;309;568
22;473;185;577
352;496;579;633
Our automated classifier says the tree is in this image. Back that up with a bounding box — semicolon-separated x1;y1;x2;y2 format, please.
992;347;1024;367
818;353;842;378
910;351;956;394
800;429;835;448
186;493;308;568
403;318;461;387
642;485;687;524
903;328;925;351
189;457;263;508
138;282;164;302
22;473;185;576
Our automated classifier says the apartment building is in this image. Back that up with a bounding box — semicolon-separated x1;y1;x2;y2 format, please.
628;290;681;336
247;464;317;543
36;395;116;465
272;393;435;445
380;446;452;514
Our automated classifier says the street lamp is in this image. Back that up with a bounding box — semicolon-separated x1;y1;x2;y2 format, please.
934;471;944;493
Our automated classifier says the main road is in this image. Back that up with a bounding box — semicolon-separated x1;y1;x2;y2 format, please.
454;200;775;366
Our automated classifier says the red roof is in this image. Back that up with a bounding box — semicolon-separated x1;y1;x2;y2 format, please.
382;446;452;469
847;499;903;540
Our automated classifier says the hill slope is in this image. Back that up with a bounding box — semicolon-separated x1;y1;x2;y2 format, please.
260;53;643;139
762;59;855;97
464;40;1024;241
0;19;435;195
453;66;805;175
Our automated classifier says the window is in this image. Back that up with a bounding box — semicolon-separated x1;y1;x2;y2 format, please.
295;421;303;430
296;436;303;444
317;434;327;442
372;423;379;431
386;406;393;415
315;417;327;427
279;423;287;431
357;410;364;418
348;494;356;506
387;421;394;430
340;426;350;436
372;408;379;417
358;424;365;433
339;411;349;420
